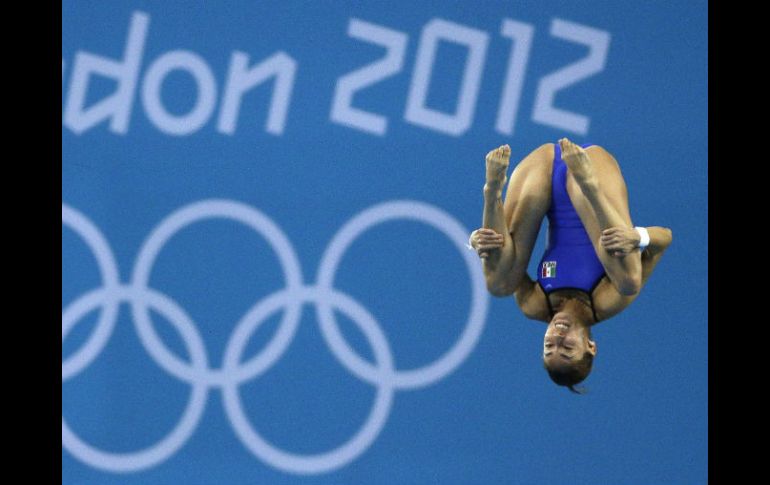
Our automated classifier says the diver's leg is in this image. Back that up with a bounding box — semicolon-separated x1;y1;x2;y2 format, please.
481;143;553;294
559;138;642;295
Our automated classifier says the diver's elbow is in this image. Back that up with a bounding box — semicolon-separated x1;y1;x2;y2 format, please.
487;285;512;298
664;228;673;247
485;277;513;297
617;275;641;296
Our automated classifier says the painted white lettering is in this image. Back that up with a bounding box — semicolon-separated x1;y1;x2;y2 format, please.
218;51;297;136
404;19;489;136
532;19;610;134
495;19;534;136
63;11;149;135
330;19;408;136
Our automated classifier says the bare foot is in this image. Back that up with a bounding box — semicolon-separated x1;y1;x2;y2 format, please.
485;144;511;193
559;138;597;187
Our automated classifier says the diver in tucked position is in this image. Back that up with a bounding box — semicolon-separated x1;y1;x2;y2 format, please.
469;139;672;393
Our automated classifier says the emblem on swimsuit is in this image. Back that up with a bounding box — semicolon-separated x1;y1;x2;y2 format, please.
541;261;557;278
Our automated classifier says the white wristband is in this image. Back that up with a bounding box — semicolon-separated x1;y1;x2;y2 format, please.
467;230;477;250
635;226;650;250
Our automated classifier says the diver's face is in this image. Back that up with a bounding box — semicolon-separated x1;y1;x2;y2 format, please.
543;312;596;365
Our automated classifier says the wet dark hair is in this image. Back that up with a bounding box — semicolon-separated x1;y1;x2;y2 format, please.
544;352;593;394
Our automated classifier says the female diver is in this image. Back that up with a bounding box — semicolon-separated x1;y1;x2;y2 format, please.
469;138;672;393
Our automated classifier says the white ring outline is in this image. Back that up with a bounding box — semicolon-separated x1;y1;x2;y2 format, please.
315;200;488;389
62;198;489;474
62;204;121;381
62;286;209;472
221;286;395;475
130;199;304;386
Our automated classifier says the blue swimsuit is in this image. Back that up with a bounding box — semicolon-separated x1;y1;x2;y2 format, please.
536;142;606;322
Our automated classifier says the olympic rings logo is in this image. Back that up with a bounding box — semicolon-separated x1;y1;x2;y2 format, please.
62;199;489;475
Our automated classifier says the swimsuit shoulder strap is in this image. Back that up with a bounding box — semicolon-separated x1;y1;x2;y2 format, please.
539;283;602;324
588;275;606;323
587;292;600;324
537;281;555;319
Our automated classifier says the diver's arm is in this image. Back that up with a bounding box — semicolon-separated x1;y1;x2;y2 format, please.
639;227;673;282
479;186;517;296
600;226;672;259
592;226;673;321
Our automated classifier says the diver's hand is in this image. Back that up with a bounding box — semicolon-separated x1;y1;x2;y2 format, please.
471;228;504;259
600;226;641;257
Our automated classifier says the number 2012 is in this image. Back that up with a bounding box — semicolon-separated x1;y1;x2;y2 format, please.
330;17;610;137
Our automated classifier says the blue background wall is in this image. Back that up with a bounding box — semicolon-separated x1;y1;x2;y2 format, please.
62;1;708;484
